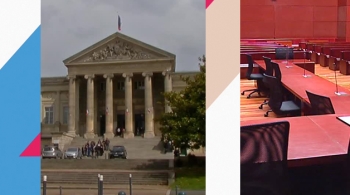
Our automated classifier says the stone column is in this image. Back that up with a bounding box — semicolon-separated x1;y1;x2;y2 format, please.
54;90;61;132
123;73;134;139
162;71;173;113
67;75;76;136
84;74;95;139
55;91;61;122
75;79;80;136
142;72;155;138
103;73;115;139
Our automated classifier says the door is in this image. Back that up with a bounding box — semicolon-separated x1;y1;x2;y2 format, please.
99;114;106;136
134;114;145;136
116;114;125;136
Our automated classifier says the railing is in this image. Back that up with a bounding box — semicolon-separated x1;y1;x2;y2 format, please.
42;174;132;195
42;174;192;195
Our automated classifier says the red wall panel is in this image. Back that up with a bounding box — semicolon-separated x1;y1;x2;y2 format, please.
241;0;274;6
345;21;350;39
337;21;346;38
240;21;275;38
313;7;338;21
312;0;337;6
337;6;347;21
275;21;314;38
241;0;339;39
241;6;274;22
275;6;314;22
313;22;338;37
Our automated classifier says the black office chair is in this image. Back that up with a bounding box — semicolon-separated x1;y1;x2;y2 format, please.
275;47;294;60
271;61;282;80
306;90;335;115
241;121;291;195
260;61;283;110
264;74;301;117
241;54;264;98
259;57;274;109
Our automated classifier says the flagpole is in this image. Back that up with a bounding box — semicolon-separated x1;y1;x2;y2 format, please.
117;12;121;32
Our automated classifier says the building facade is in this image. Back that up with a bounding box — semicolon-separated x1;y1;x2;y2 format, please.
41;32;198;143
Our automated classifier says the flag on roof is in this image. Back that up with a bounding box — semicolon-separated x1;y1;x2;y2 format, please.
118;14;122;31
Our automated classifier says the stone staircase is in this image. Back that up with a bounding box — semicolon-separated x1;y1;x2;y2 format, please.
43;136;175;186
41;170;169;185
65;136;173;159
41;159;171;170
41;159;174;186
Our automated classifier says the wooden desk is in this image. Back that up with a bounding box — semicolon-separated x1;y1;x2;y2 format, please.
254;59;350;114
282;74;350;100
328;96;350;114
240;115;350;167
255;59;315;74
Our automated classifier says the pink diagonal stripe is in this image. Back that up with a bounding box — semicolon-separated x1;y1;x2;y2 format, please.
206;0;214;9
20;133;41;157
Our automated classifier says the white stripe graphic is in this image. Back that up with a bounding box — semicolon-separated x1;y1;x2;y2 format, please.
206;75;240;195
0;1;40;70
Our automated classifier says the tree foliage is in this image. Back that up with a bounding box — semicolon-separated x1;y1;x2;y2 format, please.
159;55;206;150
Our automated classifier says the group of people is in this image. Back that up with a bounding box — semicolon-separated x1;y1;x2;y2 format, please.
162;136;175;154
81;138;110;158
162;135;181;157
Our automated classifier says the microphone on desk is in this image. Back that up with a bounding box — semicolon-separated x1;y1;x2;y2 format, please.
285;47;293;68
333;62;346;96
303;49;311;78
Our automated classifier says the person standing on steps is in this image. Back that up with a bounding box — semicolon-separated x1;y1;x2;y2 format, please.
117;128;121;137
90;141;95;158
86;143;90;157
104;138;110;151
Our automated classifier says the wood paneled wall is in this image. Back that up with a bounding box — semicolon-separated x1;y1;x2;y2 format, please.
241;0;340;39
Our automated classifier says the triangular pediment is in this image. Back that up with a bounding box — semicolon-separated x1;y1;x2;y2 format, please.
63;32;175;65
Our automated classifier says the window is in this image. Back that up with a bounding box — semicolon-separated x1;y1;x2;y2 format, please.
44;106;54;124
134;81;145;90
63;106;69;124
43;146;54;152
100;82;105;91
117;81;125;91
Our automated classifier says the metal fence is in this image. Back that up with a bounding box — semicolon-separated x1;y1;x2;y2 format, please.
42;175;197;195
42;174;132;195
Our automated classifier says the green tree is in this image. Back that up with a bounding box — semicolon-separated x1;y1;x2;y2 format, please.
159;55;205;150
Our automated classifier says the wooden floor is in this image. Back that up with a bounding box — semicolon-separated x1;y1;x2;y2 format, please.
240;64;350;121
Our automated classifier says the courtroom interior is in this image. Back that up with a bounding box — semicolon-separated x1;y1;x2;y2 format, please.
240;0;350;194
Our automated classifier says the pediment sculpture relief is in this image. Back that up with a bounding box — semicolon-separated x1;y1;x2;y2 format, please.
83;40;155;62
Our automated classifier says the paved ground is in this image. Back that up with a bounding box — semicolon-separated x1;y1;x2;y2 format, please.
44;188;167;195
42;184;205;195
44;188;205;195
168;190;206;195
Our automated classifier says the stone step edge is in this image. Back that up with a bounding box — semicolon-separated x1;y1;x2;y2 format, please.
45;181;167;182
41;184;170;190
44;179;167;181
42;169;173;173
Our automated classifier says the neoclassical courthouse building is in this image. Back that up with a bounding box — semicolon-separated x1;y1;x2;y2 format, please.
41;32;197;144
